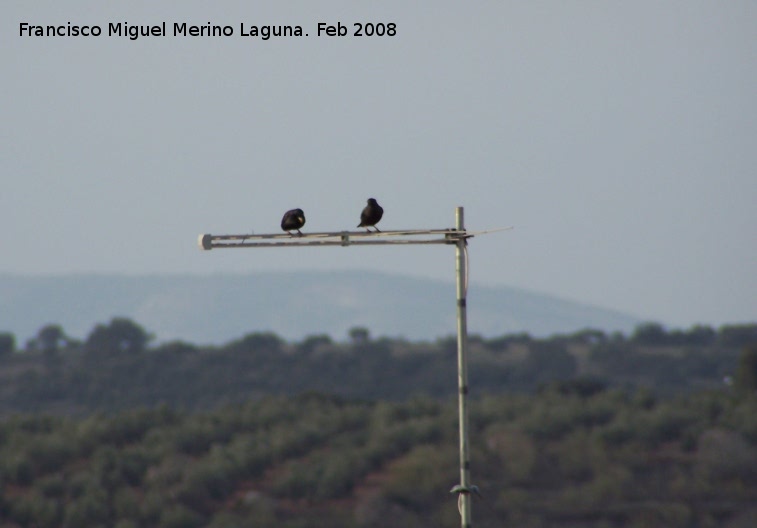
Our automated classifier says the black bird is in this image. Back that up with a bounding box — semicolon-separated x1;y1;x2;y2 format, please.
281;208;306;235
358;198;383;232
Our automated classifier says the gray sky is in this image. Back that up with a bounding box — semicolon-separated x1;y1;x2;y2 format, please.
3;1;756;329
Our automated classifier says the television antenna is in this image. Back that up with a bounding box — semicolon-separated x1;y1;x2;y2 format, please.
199;207;510;528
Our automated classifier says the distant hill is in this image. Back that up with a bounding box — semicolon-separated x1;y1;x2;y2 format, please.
0;271;642;344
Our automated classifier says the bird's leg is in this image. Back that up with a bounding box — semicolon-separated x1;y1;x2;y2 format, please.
373;226;381;232
297;229;303;236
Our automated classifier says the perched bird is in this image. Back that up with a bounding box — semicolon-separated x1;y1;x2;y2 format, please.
357;198;383;232
281;208;306;235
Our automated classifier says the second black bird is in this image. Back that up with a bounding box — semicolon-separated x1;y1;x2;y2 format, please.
358;198;383;232
281;208;306;235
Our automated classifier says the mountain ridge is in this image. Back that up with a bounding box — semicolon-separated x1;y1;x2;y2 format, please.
0;271;642;344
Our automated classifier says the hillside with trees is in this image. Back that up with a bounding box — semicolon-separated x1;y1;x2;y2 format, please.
1;320;756;527
2;388;757;527
0;320;755;414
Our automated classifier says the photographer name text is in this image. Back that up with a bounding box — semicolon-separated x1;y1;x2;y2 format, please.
19;21;397;41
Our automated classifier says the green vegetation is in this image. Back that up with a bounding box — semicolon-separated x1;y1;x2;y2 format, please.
1;319;756;526
1;320;755;413
1;390;756;527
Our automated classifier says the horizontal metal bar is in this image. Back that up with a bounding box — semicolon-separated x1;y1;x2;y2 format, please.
204;238;455;249
198;229;473;251
208;228;462;241
197;226;511;251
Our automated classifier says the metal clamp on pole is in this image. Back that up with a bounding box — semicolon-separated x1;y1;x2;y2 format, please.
450;484;482;521
340;231;351;247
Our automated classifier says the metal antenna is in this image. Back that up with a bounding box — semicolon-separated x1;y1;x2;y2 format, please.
198;207;510;528
453;207;473;528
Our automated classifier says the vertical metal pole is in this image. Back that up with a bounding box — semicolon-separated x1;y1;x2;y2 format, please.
455;206;472;527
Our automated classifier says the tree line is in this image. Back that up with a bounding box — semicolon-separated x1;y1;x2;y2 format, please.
1;319;755;414
2;320;755;357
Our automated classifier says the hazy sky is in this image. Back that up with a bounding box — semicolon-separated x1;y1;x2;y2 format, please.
3;1;756;329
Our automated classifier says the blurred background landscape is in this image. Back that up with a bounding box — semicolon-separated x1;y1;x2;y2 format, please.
0;271;642;345
1;312;756;527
